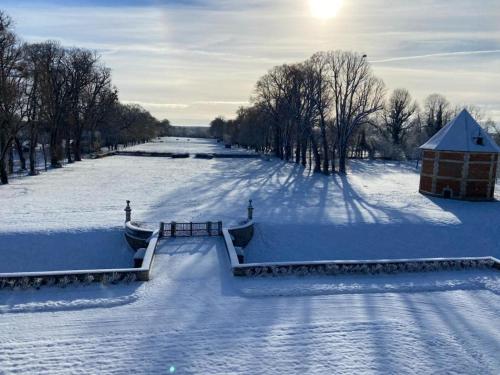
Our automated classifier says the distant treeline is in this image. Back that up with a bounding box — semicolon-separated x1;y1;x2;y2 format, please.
168;126;210;138
0;11;170;184
210;51;499;174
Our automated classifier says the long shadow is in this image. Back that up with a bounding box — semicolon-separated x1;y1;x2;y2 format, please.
349;159;420;177
423;290;500;371
0;229;134;273
140;158;400;226
138;157;500;263
119;236;286;373
0;279;142;314
397;293;448;371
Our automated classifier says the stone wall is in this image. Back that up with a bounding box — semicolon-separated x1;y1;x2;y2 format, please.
232;257;500;277
125;221;155;250
221;219;500;277
0;231;160;290
227;220;254;248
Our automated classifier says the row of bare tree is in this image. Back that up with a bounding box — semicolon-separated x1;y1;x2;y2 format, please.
210;51;498;174
0;11;169;184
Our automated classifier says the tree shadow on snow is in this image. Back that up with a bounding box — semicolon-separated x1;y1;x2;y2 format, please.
0;229;135;273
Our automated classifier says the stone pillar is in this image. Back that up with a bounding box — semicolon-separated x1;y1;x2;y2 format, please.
460;153;470;198
125;200;132;222
247;199;254;221
431;152;440;194
487;153;496;199
171;221;176;237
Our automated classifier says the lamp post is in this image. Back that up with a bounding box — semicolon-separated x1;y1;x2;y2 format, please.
247;199;254;221
125;200;131;222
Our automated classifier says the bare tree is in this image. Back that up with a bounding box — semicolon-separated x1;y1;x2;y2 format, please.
327;51;385;174
296;62;323;171
79;65;114;157
255;65;294;159
307;52;333;173
34;41;69;168
64;48;98;162
380;88;418;146
0;11;25;183
209;116;225;140
424;94;452;137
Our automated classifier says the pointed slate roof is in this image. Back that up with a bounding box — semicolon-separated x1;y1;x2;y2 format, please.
420;109;500;153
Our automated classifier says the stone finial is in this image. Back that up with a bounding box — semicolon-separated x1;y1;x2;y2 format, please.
125;200;132;222
247;199;254;221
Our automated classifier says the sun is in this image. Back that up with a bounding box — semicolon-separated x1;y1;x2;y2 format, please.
309;0;343;19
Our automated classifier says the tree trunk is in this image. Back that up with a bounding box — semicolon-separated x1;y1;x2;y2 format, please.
29;135;37;176
89;131;94;153
320;119;329;174
42;142;48;171
8;141;14;174
284;139;292;161
74;134;82;161
66;136;73;164
295;137;301;164
301;140;307;167
0;158;7;184
331;144;336;173
14;138;26;170
338;142;347;174
0;133;13;184
311;135;321;173
274;127;281;158
50;132;61;168
308;141;312;170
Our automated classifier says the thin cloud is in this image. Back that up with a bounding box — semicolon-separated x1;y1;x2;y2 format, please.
5;1;500;124
371;50;500;64
193;100;249;105
123;100;250;109
122;101;189;109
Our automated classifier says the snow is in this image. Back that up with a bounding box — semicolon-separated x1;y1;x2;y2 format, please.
1;141;499;268
245;221;500;263
127;136;255;154
0;137;499;373
0;230;134;273
420;109;500;152
0;237;499;374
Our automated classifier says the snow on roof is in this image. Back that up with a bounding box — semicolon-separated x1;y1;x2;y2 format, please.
420;109;500;153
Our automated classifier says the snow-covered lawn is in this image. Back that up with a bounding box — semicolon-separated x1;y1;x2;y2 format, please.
0;237;499;374
0;138;499;269
0;229;133;272
0;138;499;373
127;136;255;154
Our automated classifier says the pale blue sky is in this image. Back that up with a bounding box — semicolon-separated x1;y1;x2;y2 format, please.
3;0;500;125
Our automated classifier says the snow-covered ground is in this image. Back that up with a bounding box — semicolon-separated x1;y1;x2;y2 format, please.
1;237;499;374
0;230;134;273
1;138;499;373
2;140;498;267
127;136;254;154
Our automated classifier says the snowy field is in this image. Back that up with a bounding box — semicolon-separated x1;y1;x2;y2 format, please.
3;139;498;268
0;237;499;374
127;136;255;154
0;138;499;373
0;230;133;272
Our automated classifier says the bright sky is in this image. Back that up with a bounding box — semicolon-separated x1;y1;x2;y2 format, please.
3;0;500;125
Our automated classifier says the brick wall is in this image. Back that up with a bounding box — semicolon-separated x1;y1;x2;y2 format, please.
420;151;498;200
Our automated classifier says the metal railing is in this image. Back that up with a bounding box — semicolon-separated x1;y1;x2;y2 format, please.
159;221;223;238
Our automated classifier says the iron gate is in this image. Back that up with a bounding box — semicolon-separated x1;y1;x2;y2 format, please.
159;221;223;238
